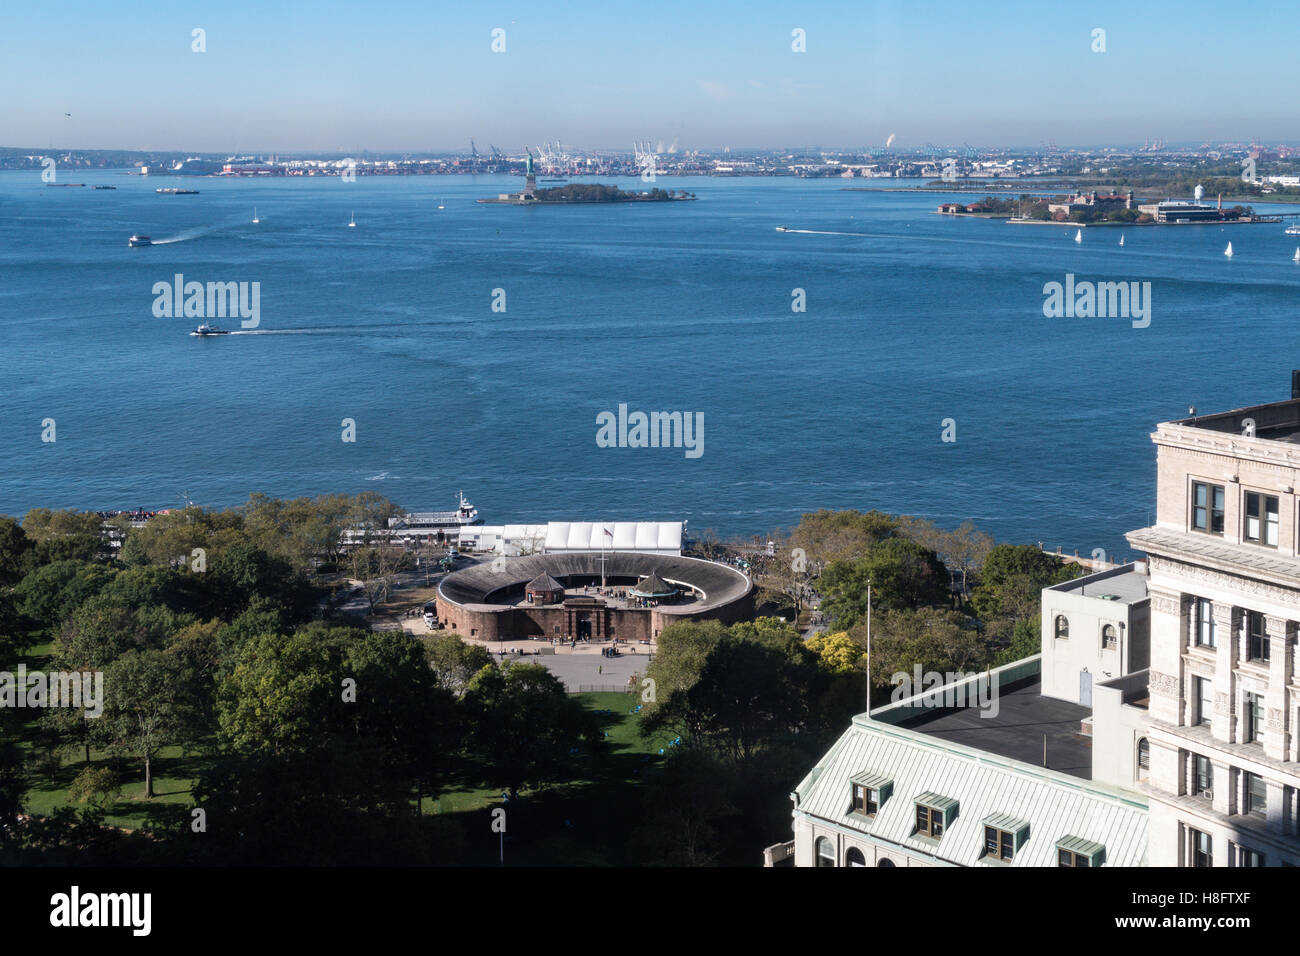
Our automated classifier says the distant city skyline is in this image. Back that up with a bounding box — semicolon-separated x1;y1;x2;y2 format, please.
4;0;1296;153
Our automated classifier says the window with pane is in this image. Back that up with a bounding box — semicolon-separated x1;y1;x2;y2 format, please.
1245;772;1267;817
1244;492;1279;546
815;836;835;867
1246;612;1271;663
1191;829;1212;867
1239;846;1265;868
851;784;878;817
1101;624;1117;649
1195;677;1213;726
1194;754;1213;797
915;804;944;838
1054;615;1069;640
845;847;866;867
1195;599;1216;648
1246;693;1264;743
1192;481;1225;534
984;826;1015;861
1137;738;1150;784
1058;849;1091;867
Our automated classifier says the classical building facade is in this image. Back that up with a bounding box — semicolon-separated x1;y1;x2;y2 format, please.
1127;395;1300;867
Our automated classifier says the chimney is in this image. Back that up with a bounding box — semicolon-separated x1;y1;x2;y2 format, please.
1292;370;1300;400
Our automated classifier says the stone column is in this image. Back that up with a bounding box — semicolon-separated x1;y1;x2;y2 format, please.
1212;603;1240;744
1263;616;1292;760
1147;589;1187;726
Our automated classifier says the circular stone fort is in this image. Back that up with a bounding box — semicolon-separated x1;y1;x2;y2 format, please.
436;552;754;643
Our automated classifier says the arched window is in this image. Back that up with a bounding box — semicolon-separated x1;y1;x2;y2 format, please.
1055;615;1069;640
878;857;895;868
1136;738;1150;785
846;847;866;867
1102;624;1118;649
815;837;836;868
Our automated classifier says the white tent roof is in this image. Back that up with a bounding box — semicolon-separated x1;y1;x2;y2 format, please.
544;521;682;553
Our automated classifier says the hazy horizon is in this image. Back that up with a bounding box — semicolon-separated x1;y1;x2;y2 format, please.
4;0;1296;153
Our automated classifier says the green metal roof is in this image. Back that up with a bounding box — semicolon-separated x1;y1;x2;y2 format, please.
983;812;1029;833
914;791;958;812
850;771;893;791
1056;835;1106;858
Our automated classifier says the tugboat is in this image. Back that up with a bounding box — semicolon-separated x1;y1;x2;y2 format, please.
128;235;152;247
775;225;789;232
189;323;230;337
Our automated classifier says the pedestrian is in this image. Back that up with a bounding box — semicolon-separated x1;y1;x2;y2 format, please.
599;664;602;675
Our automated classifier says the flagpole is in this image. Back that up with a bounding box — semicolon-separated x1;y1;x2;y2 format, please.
866;580;872;714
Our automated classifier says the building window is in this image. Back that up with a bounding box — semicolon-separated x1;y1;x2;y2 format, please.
1058;848;1091;867
1245;693;1264;743
845;847;866;867
851;784;878;817
1191;828;1213;867
1136;738;1150;784
1054;615;1069;640
1194;676;1213;726
1102;624;1118;650
877;858;895;867
1194;754;1213;798
916;804;944;838
815;837;835;867
1244;491;1279;546
984;826;1015;861
1247;612;1271;663
1192;481;1225;534
1195;599;1216;648
1238;846;1265;868
1245;772;1267;817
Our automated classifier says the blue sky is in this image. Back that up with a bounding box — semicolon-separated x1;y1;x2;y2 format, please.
2;0;1294;152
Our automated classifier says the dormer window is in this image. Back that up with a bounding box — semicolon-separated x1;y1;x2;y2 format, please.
913;792;958;839
982;814;1029;863
849;772;893;819
1057;836;1105;867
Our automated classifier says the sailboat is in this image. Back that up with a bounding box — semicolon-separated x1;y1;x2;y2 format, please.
1224;242;1233;258
1118;233;1125;246
436;199;445;210
348;211;356;228
1074;229;1082;243
252;207;259;224
1292;247;1299;263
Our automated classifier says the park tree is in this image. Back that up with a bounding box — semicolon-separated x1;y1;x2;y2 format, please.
21;509;105;564
14;560;115;630
103;649;193;798
851;607;989;692
0;516;31;585
461;662;600;799
971;543;1080;638
818;537;950;628
789;509;899;571
422;632;494;697
217;626;352;755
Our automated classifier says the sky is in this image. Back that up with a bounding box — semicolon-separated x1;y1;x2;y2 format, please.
2;0;1296;153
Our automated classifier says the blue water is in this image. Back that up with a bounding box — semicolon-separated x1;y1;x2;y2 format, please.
3;169;1299;557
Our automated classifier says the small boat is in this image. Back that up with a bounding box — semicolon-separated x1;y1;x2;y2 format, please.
128;235;152;247
348;211;356;228
252;207;259;224
1293;247;1299;262
92;185;117;190
1074;229;1082;243
189;323;230;337
1119;233;1125;246
155;187;199;195
1224;242;1234;258
775;225;789;232
1286;223;1300;236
